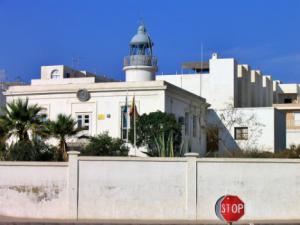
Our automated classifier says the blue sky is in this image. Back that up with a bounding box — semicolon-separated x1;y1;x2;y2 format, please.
0;0;299;83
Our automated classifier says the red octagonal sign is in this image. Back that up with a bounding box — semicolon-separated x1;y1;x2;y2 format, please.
215;195;245;222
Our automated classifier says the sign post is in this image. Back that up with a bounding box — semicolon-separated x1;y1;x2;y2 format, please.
215;195;245;224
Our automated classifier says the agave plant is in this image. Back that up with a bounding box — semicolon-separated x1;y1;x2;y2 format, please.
153;129;175;157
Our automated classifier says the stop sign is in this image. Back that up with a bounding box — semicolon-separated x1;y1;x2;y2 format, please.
215;195;245;222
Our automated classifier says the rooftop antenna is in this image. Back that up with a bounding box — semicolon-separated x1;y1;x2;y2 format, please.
201;43;204;69
72;56;82;69
15;76;22;83
200;42;204;96
181;73;183;88
138;12;144;26
0;69;6;83
0;69;5;89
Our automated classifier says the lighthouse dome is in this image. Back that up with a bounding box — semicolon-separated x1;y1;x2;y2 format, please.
130;25;153;47
124;23;157;82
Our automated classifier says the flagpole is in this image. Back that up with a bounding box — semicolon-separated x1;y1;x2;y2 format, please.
133;94;137;156
126;90;129;143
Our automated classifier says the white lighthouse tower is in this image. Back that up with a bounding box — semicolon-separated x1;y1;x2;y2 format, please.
123;25;158;82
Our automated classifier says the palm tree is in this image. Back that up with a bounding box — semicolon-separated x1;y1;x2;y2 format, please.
0;123;6;144
47;114;82;161
0;123;7;160
0;98;46;142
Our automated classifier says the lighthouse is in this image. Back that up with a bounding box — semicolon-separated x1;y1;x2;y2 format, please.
123;25;158;82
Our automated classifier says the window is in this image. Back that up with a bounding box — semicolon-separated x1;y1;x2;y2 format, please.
121;106;130;140
207;127;219;152
185;112;189;135
178;116;184;125
284;98;292;103
192;115;197;137
294;112;300;126
51;69;60;79
234;127;248;140
199;117;202;142
77;113;91;133
39;108;48;122
34;108;48;141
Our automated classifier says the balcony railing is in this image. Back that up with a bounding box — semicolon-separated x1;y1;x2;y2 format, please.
287;119;300;129
123;55;157;67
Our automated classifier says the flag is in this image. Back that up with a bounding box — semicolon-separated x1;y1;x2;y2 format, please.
124;93;128;113
125;92;129;142
129;95;139;150
129;95;139;117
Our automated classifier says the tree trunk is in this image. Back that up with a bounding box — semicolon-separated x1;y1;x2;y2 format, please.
62;139;68;162
58;139;68;161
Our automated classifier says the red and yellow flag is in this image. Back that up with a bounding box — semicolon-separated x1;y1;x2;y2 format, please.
129;95;139;117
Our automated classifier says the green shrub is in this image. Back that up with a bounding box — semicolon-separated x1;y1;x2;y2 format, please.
205;146;300;159
230;149;274;158
129;111;182;157
82;133;129;156
7;141;36;161
273;145;300;158
7;140;56;161
34;140;57;161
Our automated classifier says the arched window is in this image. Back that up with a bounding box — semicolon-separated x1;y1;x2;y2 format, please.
51;69;60;79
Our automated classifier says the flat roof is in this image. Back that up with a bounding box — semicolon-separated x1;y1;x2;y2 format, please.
5;80;208;104
182;62;209;70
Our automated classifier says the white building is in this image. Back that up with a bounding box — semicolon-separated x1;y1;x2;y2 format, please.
1;82;24;113
4;24;297;154
157;53;286;153
4;25;209;156
0;83;6;109
273;83;300;147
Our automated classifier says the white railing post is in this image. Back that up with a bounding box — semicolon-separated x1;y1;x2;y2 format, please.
68;151;80;220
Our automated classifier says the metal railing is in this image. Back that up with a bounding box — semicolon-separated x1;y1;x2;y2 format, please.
123;55;157;67
287;119;300;129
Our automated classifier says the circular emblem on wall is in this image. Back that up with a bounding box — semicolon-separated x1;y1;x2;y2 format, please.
77;89;90;102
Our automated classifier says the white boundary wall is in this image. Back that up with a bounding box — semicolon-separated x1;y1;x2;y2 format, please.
0;152;300;222
0;161;69;219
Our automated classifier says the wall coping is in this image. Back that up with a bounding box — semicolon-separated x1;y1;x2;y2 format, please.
0;161;68;167
78;156;188;162
78;156;300;164
196;158;300;163
0;157;299;165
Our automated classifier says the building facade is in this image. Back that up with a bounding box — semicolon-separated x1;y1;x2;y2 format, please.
157;53;286;152
273;83;300;147
0;83;6;110
3;24;298;154
1;82;24;113
4;25;209;156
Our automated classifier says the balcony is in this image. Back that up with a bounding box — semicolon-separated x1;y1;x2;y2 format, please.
287;119;300;129
123;55;157;67
278;84;298;94
273;103;300;110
